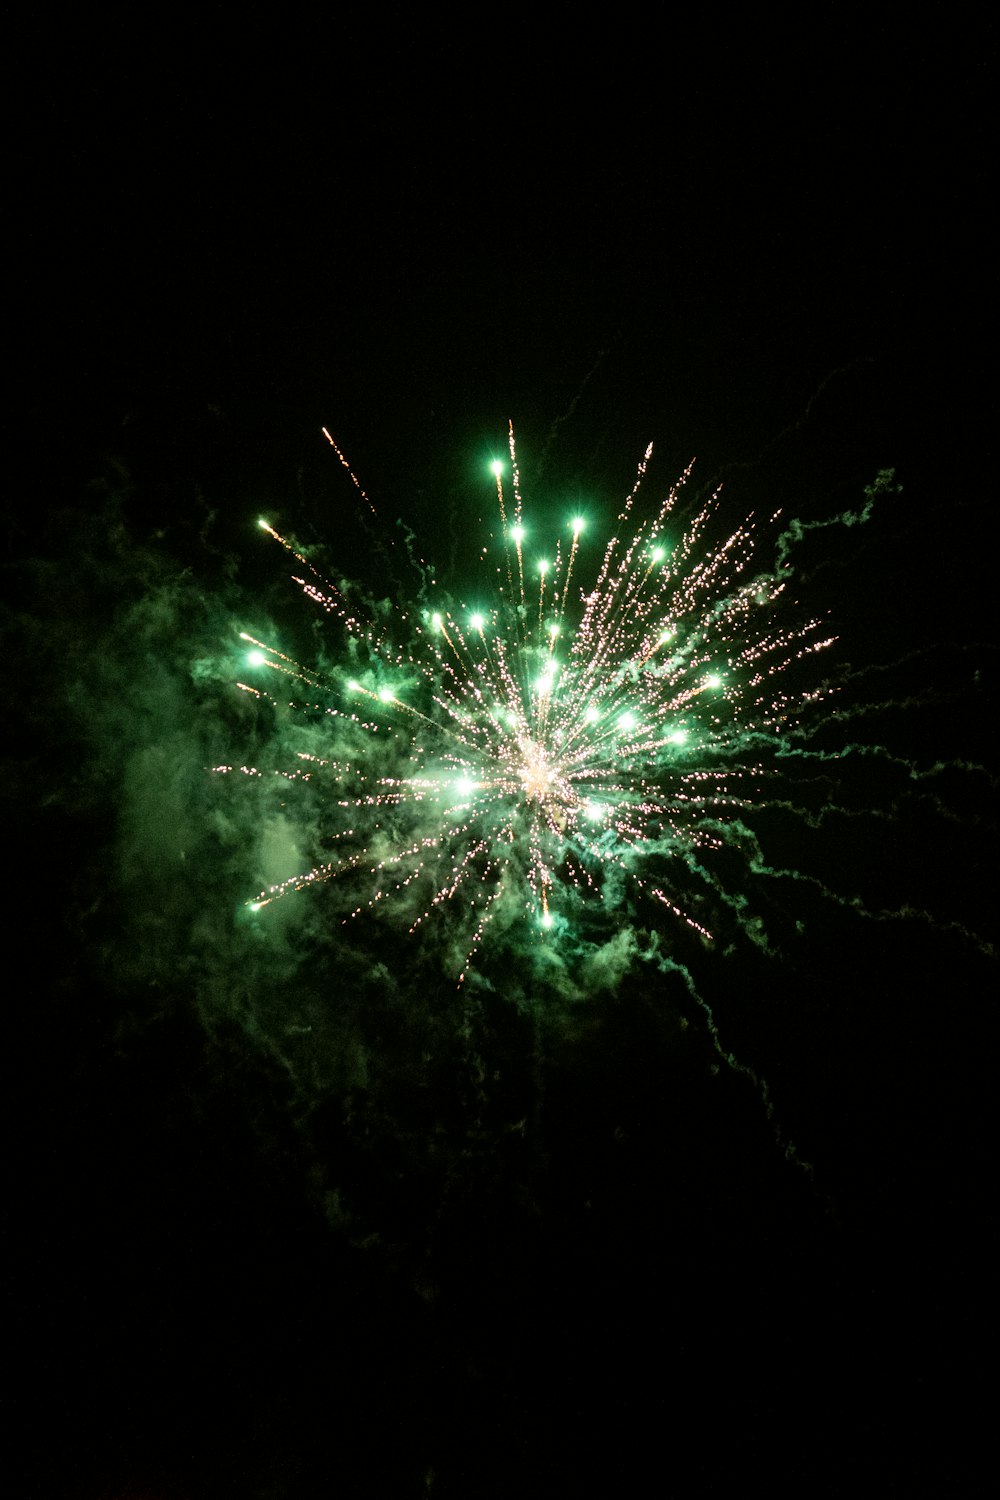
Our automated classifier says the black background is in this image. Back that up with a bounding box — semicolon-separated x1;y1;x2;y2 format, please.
7;17;996;1498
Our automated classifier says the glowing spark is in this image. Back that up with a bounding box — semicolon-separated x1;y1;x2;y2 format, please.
232;425;873;986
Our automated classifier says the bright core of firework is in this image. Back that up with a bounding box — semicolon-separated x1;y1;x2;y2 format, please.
220;423;836;981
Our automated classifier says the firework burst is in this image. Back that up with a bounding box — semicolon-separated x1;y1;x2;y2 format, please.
216;424;880;985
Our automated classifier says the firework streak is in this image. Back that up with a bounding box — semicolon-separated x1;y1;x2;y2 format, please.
217;424;853;984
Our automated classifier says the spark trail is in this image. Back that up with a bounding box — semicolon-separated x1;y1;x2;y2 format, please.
216;424;868;989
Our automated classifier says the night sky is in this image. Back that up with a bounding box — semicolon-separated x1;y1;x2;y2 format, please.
7;20;996;1499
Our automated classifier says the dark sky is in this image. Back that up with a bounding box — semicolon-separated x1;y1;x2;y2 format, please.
7;20;996;1499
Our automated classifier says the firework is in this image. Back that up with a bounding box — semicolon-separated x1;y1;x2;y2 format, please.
217;424;872;984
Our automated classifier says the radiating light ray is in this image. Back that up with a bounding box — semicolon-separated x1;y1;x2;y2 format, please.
223;428;898;987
